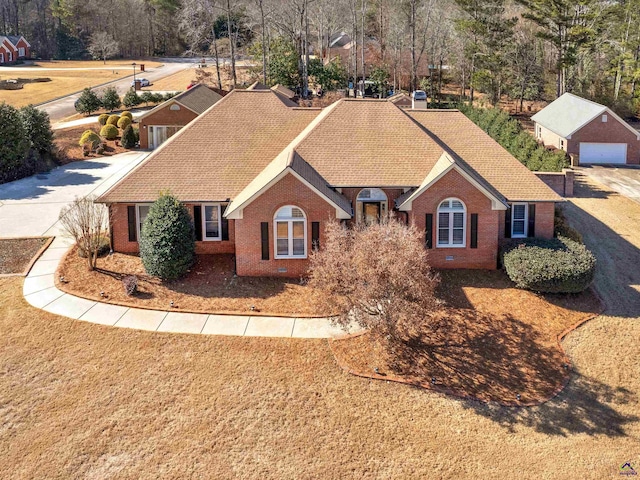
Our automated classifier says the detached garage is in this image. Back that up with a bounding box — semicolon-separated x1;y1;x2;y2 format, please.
532;93;640;165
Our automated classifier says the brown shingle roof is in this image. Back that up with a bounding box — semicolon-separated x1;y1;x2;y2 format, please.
176;84;224;114
97;90;320;203
294;99;445;186
405;110;562;202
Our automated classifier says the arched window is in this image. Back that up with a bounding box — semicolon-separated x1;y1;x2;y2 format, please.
356;188;388;224
437;198;466;247
274;206;307;258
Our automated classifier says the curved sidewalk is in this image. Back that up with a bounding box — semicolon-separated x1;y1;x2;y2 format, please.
23;237;349;339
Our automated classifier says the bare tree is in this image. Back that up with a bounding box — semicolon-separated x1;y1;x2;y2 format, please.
59;196;109;270
308;217;440;343
87;32;119;64
179;0;223;89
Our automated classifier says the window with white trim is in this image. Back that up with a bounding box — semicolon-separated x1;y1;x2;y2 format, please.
18;47;24;57
437;198;466;247
274;206;307;258
0;53;4;63
202;204;221;240
602;114;608;122
511;203;528;238
136;204;152;239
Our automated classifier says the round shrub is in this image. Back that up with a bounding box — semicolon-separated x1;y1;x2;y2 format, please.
117;116;132;129
120;111;133;120
79;129;101;149
106;114;120;126
139;193;195;280
502;236;596;293
100;124;119;140
98;113;109;126
121;124;137;149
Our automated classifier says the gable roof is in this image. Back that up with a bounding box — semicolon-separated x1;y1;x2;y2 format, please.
531;92;640;140
97;90;320;204
406;110;562;202
271;84;296;99
137;84;223;121
0;36;16;50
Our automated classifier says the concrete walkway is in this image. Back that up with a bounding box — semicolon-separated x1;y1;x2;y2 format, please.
53;109;148;130
22;236;350;339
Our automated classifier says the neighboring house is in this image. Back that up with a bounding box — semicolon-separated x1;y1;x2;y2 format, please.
532;92;640;165
138;84;225;149
388;92;413;108
0;35;30;64
97;89;561;277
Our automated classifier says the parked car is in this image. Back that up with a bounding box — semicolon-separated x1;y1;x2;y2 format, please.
412;90;427;100
131;78;150;87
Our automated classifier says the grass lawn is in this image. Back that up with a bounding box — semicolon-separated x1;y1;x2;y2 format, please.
0;238;49;275
28;60;163;69
0;274;638;479
56;250;328;316
0;70;123;108
54;126;128;164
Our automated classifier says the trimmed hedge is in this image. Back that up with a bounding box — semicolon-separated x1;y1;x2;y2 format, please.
120;111;133;119
139;193;195;280
100;124;119;140
502;236;596;293
106;114;120;126
98;113;109;126
121;124;136;148
460;105;569;172
79;129;101;149
117;116;132;129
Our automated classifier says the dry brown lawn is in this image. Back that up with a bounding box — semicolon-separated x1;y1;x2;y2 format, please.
54;126;129;164
332;270;602;405
0;237;48;274
0;70;123;108
144;65;254;92
30;60;162;69
57;250;328;317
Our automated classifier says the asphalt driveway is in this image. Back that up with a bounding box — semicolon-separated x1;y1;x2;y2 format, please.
577;165;640;204
0;152;147;238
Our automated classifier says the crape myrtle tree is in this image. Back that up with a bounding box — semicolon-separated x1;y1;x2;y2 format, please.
308;216;440;343
139;193;196;280
59;196;109;270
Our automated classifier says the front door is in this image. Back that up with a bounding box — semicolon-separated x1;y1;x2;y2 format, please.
363;202;381;225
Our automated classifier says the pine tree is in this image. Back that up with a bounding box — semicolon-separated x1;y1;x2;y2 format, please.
101;87;121;112
75;88;102;115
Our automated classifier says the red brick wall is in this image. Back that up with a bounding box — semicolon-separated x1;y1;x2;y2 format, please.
497;202;555;240
567;114;640;164
408;169;500;270
109;203;235;254
138;103;197;148
235;173;336;277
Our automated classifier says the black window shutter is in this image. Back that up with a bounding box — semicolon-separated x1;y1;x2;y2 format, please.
127;206;137;241
261;222;269;260
312;221;320;250
504;205;512;239
425;213;433;249
471;213;478;249
221;204;229;241
194;205;202;241
528;204;536;238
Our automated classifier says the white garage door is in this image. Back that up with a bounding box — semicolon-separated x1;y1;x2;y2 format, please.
579;142;627;164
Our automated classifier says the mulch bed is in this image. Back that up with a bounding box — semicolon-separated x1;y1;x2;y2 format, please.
0;237;49;275
330;270;603;405
56;248;328;316
54;126;129;165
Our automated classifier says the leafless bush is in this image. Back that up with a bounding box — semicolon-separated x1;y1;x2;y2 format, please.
58;196;109;270
308;216;440;342
122;275;138;296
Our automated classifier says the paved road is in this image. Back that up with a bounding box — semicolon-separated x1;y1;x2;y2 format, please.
577;165;640;205
0;151;147;238
38;62;193;121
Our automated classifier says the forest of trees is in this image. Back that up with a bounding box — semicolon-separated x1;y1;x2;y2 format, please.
2;0;640;115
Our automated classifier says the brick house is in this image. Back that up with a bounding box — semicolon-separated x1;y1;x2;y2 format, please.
532;92;640;165
0;35;30;64
137;84;225;149
97;89;561;277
